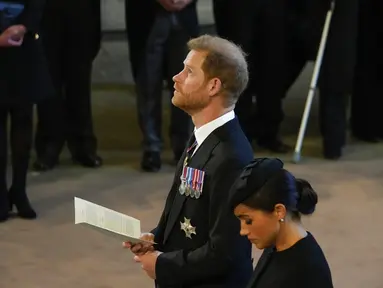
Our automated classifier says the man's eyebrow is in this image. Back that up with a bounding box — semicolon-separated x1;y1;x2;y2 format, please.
183;62;195;69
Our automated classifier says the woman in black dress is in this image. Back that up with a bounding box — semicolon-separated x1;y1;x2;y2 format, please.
0;0;53;222
230;158;333;288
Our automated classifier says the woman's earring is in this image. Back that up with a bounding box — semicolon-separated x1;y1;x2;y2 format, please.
279;218;284;223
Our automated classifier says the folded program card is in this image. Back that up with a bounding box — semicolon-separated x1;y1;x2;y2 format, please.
74;197;153;245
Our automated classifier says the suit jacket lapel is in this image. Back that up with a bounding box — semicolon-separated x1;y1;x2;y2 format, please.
153;137;193;246
160;136;193;224
246;249;274;288
163;133;220;243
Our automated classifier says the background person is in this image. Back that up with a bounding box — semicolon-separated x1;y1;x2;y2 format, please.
0;0;54;221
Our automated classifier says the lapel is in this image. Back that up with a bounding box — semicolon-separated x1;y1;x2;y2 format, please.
246;249;274;288
162;136;194;219
154;138;191;246
163;132;221;243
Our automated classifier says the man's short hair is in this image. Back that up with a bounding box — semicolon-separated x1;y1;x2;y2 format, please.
187;34;249;107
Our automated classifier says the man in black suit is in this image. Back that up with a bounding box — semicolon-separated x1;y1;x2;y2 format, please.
213;0;293;153
32;0;102;171
125;0;199;172
276;0;358;159
124;35;254;287
351;0;382;142
315;0;358;159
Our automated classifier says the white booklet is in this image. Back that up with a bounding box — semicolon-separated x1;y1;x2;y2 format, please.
74;197;154;245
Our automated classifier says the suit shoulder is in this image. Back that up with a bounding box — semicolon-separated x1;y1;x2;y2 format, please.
213;132;253;164
207;142;252;177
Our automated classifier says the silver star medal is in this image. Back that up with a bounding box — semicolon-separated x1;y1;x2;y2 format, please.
180;217;196;239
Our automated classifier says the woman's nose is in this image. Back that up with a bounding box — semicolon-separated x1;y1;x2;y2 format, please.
240;227;249;237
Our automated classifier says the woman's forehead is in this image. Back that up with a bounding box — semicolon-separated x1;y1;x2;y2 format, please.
234;203;252;214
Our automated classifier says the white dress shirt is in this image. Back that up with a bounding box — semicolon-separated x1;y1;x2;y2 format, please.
192;110;235;155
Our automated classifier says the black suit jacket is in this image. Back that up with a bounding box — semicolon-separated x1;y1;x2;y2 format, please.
0;0;54;105
213;0;255;53
318;0;358;93
42;0;101;60
152;117;254;288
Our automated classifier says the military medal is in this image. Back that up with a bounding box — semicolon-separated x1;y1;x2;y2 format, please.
185;167;193;196
194;169;205;199
179;166;188;195
195;187;201;199
178;146;205;199
190;186;195;198
179;181;186;195
180;217;196;239
181;141;197;195
185;186;191;197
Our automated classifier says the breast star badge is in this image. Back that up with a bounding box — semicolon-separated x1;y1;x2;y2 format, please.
180;217;196;239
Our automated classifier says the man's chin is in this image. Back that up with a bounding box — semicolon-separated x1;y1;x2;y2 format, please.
171;97;187;111
171;95;180;107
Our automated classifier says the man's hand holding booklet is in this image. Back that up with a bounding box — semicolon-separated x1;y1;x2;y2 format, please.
122;232;155;255
74;197;155;246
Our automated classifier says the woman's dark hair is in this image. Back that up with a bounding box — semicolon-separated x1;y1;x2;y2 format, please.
230;158;318;220
242;170;318;219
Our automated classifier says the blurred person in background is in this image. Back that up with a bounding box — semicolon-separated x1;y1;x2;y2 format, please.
125;0;198;172
350;0;383;142
0;0;54;221
214;0;358;160
213;0;291;153
32;0;102;172
314;0;358;159
277;0;355;160
282;0;358;160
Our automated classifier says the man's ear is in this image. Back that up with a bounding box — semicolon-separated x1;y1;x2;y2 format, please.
207;77;222;97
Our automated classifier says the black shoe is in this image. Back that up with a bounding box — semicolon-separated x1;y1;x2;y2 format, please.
257;139;291;153
353;133;379;143
324;152;342;160
9;188;37;220
33;144;63;171
141;151;161;172
72;154;103;168
323;137;344;160
33;157;58;172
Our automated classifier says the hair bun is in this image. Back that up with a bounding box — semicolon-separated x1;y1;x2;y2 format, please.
295;178;318;215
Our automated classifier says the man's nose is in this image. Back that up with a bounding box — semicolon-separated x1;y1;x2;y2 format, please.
172;72;181;82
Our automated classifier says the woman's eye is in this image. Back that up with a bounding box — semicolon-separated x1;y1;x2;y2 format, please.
245;219;252;225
